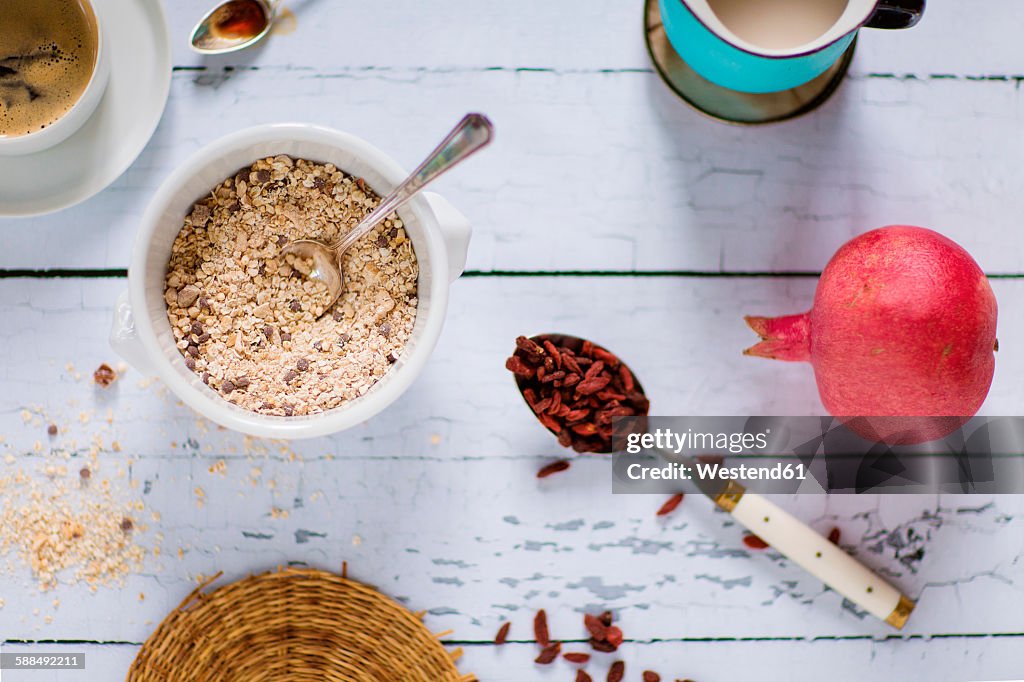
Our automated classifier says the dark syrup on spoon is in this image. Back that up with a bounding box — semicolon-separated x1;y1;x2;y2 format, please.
211;0;268;40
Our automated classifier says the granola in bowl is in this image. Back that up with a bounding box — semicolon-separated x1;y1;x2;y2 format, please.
164;155;418;417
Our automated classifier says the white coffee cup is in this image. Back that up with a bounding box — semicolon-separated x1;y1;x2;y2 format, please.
0;0;112;156
110;123;472;439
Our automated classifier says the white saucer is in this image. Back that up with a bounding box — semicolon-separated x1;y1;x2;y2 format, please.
0;0;171;217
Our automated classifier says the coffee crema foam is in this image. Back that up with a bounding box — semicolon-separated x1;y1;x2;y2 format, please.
0;0;99;138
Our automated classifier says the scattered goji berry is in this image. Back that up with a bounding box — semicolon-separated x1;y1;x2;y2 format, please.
743;534;770;550
537;460;571;478
656;493;684;517
605;626;624;648
535;642;560;664
534;609;550;647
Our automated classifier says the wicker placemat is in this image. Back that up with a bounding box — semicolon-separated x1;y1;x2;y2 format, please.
128;568;477;682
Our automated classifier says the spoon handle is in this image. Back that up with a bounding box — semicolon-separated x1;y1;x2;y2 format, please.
333;113;494;253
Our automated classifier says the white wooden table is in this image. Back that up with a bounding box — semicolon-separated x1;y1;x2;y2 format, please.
2;2;1023;680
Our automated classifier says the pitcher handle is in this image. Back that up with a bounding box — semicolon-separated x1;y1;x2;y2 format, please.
866;0;925;29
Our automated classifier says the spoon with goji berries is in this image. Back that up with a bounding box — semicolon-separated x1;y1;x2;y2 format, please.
508;333;915;630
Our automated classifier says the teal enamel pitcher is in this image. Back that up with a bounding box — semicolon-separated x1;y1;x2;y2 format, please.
659;0;925;93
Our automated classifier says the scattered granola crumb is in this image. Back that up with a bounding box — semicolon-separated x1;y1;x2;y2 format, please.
0;462;149;590
93;364;117;387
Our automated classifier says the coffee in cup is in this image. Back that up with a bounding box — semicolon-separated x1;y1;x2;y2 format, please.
0;0;100;139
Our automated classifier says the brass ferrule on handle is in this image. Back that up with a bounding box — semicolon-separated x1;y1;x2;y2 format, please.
713;479;747;512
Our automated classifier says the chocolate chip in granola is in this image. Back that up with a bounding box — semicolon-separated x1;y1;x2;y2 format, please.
296;358;309;371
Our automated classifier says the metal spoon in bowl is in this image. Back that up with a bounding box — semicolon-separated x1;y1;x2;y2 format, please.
282;113;494;311
513;333;916;629
191;0;279;55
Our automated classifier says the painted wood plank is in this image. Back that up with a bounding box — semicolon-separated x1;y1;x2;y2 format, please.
0;278;1021;647
2;68;1022;273
5;634;1024;682
1;276;1022;449
158;0;1024;75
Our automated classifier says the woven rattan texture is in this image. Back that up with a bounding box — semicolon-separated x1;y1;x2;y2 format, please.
128;568;477;681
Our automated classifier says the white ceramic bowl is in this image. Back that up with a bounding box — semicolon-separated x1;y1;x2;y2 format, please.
111;123;471;439
0;0;112;156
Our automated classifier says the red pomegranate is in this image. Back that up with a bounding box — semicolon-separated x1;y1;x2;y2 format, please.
745;226;998;445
